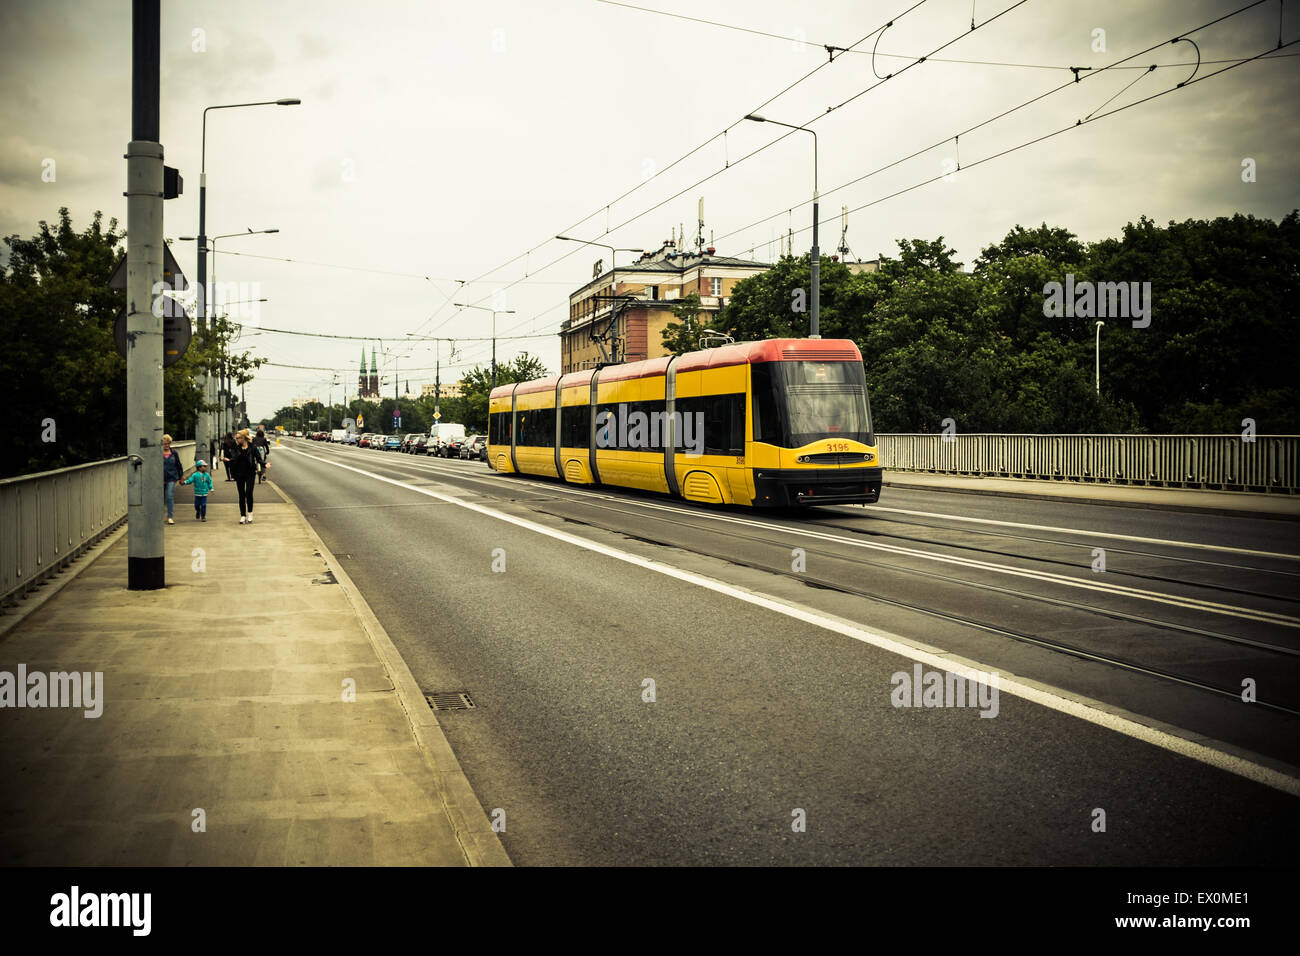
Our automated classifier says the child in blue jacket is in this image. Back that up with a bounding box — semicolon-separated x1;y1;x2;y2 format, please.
183;460;215;521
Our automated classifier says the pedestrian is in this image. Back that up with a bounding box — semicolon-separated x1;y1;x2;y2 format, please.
182;459;214;521
252;427;271;484
221;432;236;481
208;435;218;471
222;428;265;524
161;433;183;525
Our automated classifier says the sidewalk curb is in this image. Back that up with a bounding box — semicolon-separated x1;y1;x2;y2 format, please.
884;475;1300;520
270;480;512;867
0;523;127;642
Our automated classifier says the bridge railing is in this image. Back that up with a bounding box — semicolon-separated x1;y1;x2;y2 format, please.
876;434;1300;494
0;442;195;606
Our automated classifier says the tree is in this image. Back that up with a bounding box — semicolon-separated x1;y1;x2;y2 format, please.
659;292;709;355
454;353;550;431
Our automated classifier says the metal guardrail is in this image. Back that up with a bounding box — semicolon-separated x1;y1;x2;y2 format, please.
0;442;195;606
877;434;1300;494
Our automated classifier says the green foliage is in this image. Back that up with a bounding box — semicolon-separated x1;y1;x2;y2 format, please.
659;292;708;355
707;215;1298;433
0;207;267;476
451;353;550;431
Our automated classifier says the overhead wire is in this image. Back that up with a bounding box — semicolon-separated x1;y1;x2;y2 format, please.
405;0;930;337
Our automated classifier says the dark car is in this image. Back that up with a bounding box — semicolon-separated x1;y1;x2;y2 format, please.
412;434;429;454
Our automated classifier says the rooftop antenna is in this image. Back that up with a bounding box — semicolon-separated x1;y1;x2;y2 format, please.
837;205;853;260
696;197;705;253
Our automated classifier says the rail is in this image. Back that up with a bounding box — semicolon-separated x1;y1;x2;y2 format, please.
0;442;195;606
876;434;1299;494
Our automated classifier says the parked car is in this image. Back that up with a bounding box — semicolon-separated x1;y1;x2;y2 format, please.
460;435;486;460
411;434;428;454
383;435;403;451
402;433;422;453
358;433;373;448
427;423;467;457
341;432;359;445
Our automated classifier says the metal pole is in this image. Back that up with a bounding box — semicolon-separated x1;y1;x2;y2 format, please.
196;123;209;471
808;131;819;340
1095;321;1104;394
126;0;165;589
491;313;497;391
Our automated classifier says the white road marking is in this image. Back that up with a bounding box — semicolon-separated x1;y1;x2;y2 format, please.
281;444;1300;798
867;505;1300;562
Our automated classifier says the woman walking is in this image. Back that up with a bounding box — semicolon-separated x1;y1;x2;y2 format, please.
161;433;183;525
222;428;266;524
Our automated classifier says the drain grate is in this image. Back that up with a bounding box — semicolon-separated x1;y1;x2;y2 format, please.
425;691;476;711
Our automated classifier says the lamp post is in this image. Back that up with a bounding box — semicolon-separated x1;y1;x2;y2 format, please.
1095;321;1105;395
744;113;819;339
454;304;515;390
555;236;641;363
196;98;299;473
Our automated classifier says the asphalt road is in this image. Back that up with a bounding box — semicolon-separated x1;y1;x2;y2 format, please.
264;438;1300;865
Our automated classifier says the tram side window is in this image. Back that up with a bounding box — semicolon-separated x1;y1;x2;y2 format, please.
489;411;511;445
561;404;591;448
750;364;783;446
678;393;744;456
595;400;666;450
516;407;556;448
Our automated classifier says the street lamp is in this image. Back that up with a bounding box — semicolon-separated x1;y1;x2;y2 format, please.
454;303;515;389
195;97;299;479
1095;321;1105;395
555;236;642;363
744;113;820;339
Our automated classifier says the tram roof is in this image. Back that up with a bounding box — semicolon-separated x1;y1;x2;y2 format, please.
489;338;862;399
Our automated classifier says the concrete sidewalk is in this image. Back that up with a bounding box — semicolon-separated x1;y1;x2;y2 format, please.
884;471;1300;519
0;485;509;866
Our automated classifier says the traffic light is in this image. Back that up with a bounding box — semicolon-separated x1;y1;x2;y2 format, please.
163;166;183;200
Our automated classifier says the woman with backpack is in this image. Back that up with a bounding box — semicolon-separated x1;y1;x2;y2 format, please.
222;428;266;524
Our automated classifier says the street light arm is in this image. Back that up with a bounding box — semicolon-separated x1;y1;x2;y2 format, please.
744;114;817;197
203;99;301;172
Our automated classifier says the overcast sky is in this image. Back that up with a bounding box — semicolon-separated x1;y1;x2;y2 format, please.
2;0;1297;418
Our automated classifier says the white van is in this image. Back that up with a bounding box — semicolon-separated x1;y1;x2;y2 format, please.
330;428;347;443
427;422;466;458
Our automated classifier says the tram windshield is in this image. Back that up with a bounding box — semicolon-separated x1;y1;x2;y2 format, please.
751;361;873;449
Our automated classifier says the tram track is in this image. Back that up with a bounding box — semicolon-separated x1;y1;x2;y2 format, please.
288;445;1300;714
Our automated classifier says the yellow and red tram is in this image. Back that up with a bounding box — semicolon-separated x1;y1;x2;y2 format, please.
487;338;882;508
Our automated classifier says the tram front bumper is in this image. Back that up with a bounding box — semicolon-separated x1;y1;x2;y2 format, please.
752;467;883;507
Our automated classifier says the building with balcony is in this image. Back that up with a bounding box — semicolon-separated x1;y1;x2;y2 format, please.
559;240;770;374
